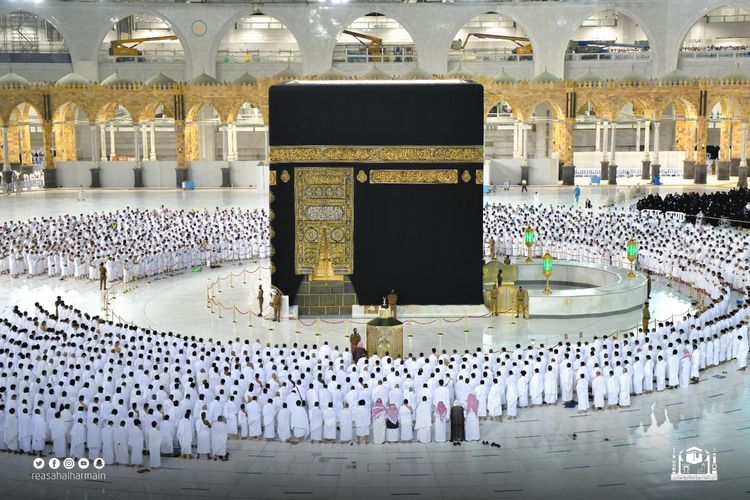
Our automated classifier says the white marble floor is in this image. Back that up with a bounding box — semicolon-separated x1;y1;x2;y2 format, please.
0;186;747;500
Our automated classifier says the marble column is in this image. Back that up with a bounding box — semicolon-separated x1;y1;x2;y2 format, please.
635;120;641;154
601;121;609;161
513;121;520;158
521;123;529;184
133;124;141;167
608;122;617;184
2;125;10;184
231;123;239;161
100;122;107;161
108;123;116;161
739;122;748;188
141;123;149;162
89;124;100;188
222;125;229;161
149;123;156;161
594;121;601;152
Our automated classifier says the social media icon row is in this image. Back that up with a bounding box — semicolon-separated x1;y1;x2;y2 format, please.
33;457;105;470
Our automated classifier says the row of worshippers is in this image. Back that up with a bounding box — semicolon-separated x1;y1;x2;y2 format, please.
0;289;745;466
482;204;750;292
0;207;269;284
637;188;750;227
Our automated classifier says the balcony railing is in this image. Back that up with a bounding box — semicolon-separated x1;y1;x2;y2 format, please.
333;44;415;64
565;51;650;62
679;48;750;59
217;49;302;63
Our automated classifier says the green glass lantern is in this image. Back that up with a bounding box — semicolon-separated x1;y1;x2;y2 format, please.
627;238;637;278
524;226;535;263
542;251;553;295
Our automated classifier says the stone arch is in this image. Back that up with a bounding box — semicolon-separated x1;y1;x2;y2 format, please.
213;12;303;68
8;102;43;165
450;11;534;63
53;102;90;161
333;11;418;66
186;102;221;161
674;2;750;55
0;9;70;54
93;9;190;69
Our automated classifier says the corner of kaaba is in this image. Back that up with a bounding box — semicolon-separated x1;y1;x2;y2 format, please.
268;80;485;314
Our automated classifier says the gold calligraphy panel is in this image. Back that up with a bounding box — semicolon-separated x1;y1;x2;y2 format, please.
294;167;354;275
269;145;483;163
369;169;458;184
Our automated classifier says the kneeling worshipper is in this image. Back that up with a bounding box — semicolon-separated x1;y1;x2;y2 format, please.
385;404;400;443
450;403;465;443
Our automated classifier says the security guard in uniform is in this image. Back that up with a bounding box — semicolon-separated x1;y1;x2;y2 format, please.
515;285;529;319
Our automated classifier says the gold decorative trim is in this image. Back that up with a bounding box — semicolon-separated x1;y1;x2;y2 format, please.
280;169;290;183
356;170;368;183
475;169;483;184
461;169;471;183
269;145;484;163
270;227;275;238
269;170;277;186
270;263;276;274
269;191;275;203
369;169;458;184
270;244;276;257
269;209;275;221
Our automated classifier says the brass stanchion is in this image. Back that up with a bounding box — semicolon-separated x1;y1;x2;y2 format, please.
407;320;413;338
218;303;223;320
315;318;320;337
230;273;234;288
437;318;444;336
463;312;469;333
243;269;247;285
233;305;237;324
295;318;301;334
248;305;253;328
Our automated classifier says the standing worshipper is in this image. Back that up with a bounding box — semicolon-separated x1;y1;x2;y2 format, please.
177;410;193;458
129;419;144;467
618;368;632;407
450;403;465;443
575;374;589;413
338;402;353;444
4;408;18;453
276;403;291;443
146;421;162;471
309;402;323;443
114;421;129;465
210;416;228;461
399;399;414;443
385;404;400;443
353;400;370;445
543;366;558;405
738;333;749;370
247;397;262;440
31;408;47;457
574;185;581;204
464;394;480;442
70;418;86;459
322;402;337;443
414;396;432;444
99;262;107;291
86;417;102;460
592;371;606;410
262;399;276;441
505;371;518;419
257;285;264;317
290;400;309;443
372;398;386;445
606;370;619;407
102;421;115;464
195;413;211;459
434;401;448;443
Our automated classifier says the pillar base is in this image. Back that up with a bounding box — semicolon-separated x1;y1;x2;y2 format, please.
650;164;661;183
730;158;740;177
520;165;529;185
43;168;57;188
90;168;101;188
133;168;144;188
608;163;618;185
176;168;188;187
561;165;575;186
738;165;748;188
599;160;609;181
693;163;707;184
221;167;231;188
717;160;731;181
682;160;695;179
641;160;651;180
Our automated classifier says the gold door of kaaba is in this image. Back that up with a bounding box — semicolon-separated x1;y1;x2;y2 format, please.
294;167;354;279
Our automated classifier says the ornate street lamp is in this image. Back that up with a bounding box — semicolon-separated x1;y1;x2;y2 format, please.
542;251;553;295
524;226;535;263
627;238;638;278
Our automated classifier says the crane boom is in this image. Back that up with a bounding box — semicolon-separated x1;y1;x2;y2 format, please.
452;33;533;54
109;35;179;57
342;30;383;47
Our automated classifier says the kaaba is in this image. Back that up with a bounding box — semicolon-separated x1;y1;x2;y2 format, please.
268;80;484;309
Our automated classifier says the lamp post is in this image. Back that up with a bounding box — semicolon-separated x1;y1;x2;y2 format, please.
524;226;535;263
627;238;638;278
542;251;553;295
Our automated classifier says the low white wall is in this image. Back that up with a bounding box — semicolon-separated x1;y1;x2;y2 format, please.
55;161;91;188
228;160;260;188
100;161;135;188
143;161;177;188
488;158;558;185
187;161;223;188
573;151;686;170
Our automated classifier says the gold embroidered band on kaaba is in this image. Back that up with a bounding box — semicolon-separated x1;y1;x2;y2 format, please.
369;169;458;184
269;145;484;163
